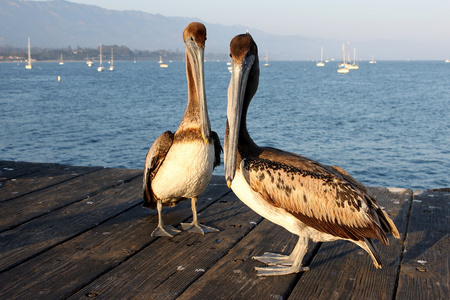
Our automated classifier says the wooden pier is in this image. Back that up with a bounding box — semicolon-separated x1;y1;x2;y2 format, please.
0;161;448;299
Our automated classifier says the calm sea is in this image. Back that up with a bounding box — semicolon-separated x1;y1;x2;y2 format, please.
1;60;449;190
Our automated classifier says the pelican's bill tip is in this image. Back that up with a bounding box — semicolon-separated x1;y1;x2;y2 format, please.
226;178;232;188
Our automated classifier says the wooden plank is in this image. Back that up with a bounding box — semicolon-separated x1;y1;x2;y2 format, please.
0;161;55;181
0;161;98;182
178;217;319;300
0;162;102;202
0;168;141;232
0;176;230;299
396;190;449;299
68;187;264;299
287;187;412;300
0;175;143;273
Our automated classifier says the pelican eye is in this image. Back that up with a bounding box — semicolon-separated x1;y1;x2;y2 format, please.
229;53;232;58
190;36;194;41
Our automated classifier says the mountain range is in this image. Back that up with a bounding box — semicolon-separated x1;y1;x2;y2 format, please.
0;0;445;60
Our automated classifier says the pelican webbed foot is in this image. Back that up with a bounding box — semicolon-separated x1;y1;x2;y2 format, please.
151;224;181;237
152;200;181;237
181;222;219;234
181;197;220;234
252;252;294;266
254;236;310;276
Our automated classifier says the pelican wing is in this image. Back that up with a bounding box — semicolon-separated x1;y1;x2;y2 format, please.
261;147;327;175
143;131;174;209
241;157;390;244
211;131;222;168
261;148;399;239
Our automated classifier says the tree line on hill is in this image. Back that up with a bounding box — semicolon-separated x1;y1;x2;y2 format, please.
0;45;227;62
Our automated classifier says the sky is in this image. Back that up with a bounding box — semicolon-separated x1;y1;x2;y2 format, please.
67;0;450;44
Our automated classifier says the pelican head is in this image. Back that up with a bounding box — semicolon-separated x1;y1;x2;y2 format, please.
183;22;211;143
225;33;259;187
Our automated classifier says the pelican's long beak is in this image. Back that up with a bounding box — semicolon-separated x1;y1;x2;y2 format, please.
186;39;210;144
224;55;255;187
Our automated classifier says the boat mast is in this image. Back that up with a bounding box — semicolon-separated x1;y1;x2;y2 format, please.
99;43;102;66
25;37;33;69
27;38;31;65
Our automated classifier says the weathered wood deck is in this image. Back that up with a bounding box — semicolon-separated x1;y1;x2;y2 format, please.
0;161;448;300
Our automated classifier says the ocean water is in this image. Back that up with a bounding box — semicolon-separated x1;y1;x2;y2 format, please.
1;60;449;190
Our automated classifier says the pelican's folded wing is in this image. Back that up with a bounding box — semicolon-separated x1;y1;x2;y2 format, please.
241;157;389;244
143;131;174;209
211;131;222;168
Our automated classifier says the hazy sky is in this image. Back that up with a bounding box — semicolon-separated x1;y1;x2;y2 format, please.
67;0;450;44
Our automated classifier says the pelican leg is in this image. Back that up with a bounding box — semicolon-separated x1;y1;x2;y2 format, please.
151;201;181;237
254;237;310;276
181;197;219;234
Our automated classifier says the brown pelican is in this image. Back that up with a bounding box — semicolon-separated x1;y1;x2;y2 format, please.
224;33;399;276
143;22;221;237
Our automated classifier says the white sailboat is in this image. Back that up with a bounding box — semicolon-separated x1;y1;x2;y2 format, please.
369;55;377;64
59;54;64;65
338;42;359;71
337;43;349;73
316;46;325;67
108;48;114;71
97;43;105;72
159;56;168;68
263;51;270;66
25;37;33;69
227;57;232;72
347;48;359;70
86;56;93;67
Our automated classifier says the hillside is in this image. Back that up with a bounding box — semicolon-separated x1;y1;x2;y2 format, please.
1;0;443;60
0;0;327;60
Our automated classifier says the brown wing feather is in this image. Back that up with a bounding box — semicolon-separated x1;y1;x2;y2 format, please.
261;147;329;175
211;131;222;168
143;131;174;209
242;157;390;244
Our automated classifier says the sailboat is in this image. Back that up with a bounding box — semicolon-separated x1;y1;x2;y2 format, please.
97;43;105;72
316;46;325;67
347;48;359;69
25;37;32;69
227;58;232;73
159;56;168;68
337;43;349;73
86;55;93;67
369;55;377;64
108;48;114;71
59;54;64;65
263;51;270;66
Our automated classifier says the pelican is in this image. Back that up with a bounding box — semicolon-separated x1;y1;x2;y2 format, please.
224;33;399;276
143;22;221;237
